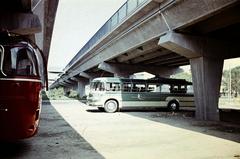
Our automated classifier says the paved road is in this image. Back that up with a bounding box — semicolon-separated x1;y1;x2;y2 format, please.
1;100;240;159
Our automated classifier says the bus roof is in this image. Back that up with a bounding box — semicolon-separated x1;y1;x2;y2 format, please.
92;77;192;85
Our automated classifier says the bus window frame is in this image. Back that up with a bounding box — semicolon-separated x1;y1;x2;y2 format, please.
105;82;121;92
0;45;7;76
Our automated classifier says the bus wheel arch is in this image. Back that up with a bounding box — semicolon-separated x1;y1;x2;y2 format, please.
167;100;179;111
104;99;119;113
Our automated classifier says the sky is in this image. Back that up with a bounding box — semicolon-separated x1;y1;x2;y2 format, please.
48;0;126;72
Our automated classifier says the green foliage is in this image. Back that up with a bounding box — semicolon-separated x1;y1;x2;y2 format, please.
222;66;240;97
42;87;82;100
43;87;69;100
68;90;79;99
171;72;192;82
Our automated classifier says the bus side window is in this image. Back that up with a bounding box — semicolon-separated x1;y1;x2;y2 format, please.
105;83;111;91
187;85;194;93
123;83;131;92
170;85;179;93
138;84;146;92
107;82;120;91
99;82;105;91
148;84;157;92
180;85;187;93
161;84;171;93
131;84;146;92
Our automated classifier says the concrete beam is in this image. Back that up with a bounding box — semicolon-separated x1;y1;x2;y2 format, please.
59;81;72;88
98;62;120;75
131;49;170;64
0;13;41;35
79;72;93;79
65;79;76;84
155;57;187;65
144;52;181;64
168;61;189;67
98;62;130;78
71;77;79;82
98;62;182;78
117;41;159;62
159;32;240;59
159;32;201;58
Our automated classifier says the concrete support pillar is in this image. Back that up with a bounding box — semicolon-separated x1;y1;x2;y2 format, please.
190;57;223;121
77;79;89;98
63;87;70;96
158;31;230;121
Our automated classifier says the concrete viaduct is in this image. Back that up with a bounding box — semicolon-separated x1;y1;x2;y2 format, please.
0;0;59;63
50;0;240;121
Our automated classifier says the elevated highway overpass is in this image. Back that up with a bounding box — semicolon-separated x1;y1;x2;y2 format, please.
51;0;240;121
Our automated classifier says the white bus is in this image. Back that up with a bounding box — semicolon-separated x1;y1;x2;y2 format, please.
87;77;194;113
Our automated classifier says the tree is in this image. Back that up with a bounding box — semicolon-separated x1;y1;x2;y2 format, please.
222;66;240;97
171;72;192;82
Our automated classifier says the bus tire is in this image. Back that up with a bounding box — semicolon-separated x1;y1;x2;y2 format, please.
104;100;118;113
167;100;179;112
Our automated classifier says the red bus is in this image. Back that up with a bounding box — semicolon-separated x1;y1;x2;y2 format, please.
0;32;47;140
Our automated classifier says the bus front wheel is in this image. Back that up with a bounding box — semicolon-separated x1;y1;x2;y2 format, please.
104;100;118;113
167;100;179;112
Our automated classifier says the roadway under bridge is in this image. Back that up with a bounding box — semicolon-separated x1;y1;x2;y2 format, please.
50;0;240;121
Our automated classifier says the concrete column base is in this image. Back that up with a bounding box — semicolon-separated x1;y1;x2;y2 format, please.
63;87;70;96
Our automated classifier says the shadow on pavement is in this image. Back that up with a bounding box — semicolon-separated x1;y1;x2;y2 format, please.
123;108;240;143
0;141;30;159
86;109;105;113
0;103;104;159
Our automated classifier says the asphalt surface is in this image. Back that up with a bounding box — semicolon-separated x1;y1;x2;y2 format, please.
0;100;240;159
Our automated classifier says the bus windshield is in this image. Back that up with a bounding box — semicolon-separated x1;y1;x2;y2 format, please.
2;43;39;77
90;81;105;91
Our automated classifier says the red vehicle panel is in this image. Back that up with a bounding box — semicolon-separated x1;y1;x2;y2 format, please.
0;32;47;140
0;78;42;139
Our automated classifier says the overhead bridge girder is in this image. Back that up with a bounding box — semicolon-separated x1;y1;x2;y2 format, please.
97;62;182;78
0;13;41;35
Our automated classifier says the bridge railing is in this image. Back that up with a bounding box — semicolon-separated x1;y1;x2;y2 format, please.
64;0;148;71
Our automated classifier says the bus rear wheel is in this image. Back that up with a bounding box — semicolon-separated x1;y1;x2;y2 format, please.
167;100;179;112
104;100;118;113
